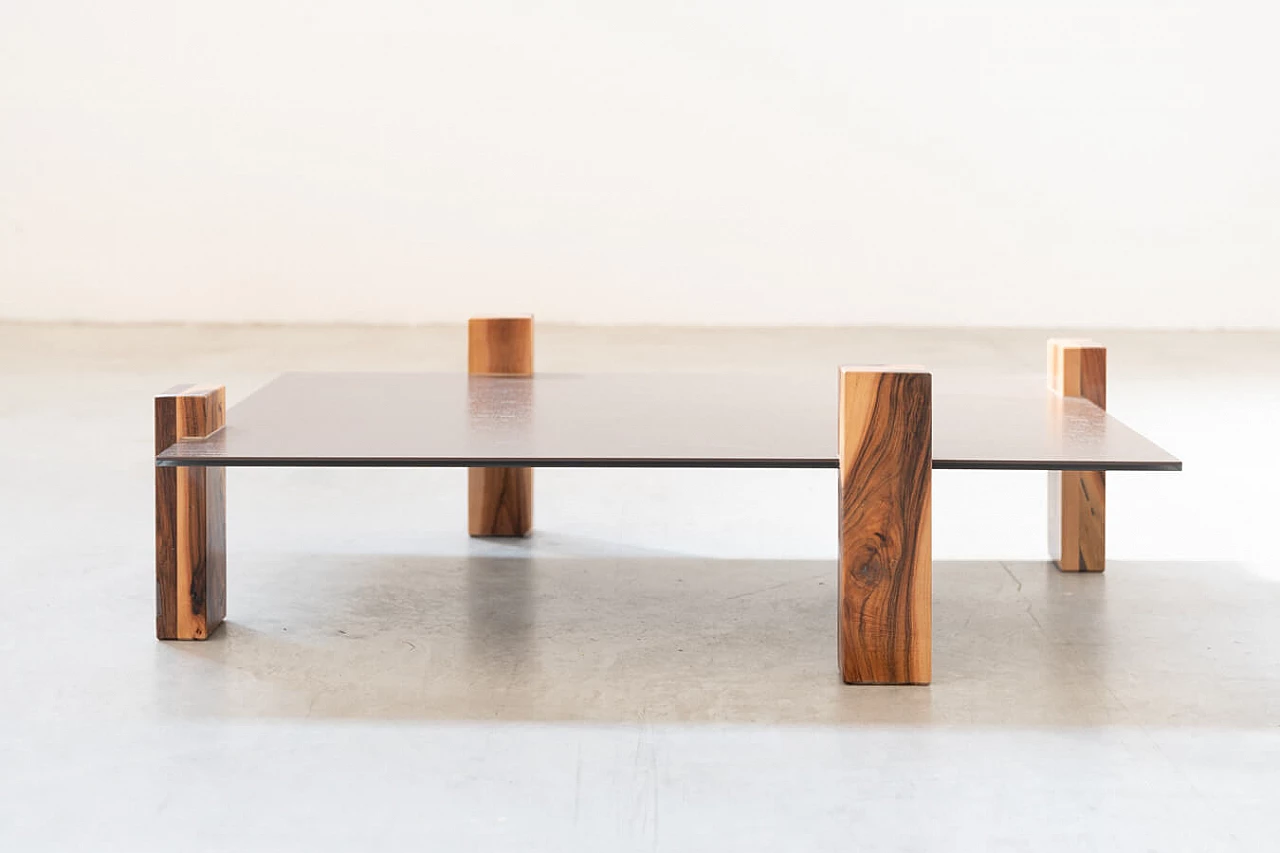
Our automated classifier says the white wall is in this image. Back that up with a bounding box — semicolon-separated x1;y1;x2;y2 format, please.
2;1;1277;327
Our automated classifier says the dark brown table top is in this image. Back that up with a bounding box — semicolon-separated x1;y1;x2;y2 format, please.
156;372;1181;471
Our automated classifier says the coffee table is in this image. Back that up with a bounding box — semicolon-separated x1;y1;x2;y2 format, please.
154;318;1179;684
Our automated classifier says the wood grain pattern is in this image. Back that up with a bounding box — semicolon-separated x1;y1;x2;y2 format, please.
468;467;533;536
1048;339;1106;409
468;316;533;376
838;367;932;685
1047;339;1106;572
155;384;227;639
468;317;533;536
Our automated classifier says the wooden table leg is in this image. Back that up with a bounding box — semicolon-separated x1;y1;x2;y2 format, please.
155;384;227;640
838;367;932;685
1047;339;1107;573
468;316;534;537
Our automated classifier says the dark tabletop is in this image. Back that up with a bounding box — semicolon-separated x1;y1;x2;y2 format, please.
156;372;1181;472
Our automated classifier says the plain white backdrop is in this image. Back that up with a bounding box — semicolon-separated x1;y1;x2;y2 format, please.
2;1;1278;327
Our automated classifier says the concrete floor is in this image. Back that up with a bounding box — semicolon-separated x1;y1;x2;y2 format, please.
2;323;1279;851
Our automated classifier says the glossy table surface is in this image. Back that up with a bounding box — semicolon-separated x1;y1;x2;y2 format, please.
156;372;1181;471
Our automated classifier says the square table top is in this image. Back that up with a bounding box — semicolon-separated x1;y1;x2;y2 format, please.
155;372;1180;472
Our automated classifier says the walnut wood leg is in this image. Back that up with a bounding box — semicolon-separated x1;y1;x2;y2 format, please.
838;367;932;685
468;468;533;537
468;317;533;537
155;385;227;640
1047;340;1107;573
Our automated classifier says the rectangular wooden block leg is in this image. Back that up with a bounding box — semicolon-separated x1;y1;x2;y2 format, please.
838;367;932;685
155;385;227;640
467;316;534;537
1047;340;1106;573
468;467;533;537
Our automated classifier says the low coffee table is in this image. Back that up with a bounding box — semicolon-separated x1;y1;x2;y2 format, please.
154;318;1179;685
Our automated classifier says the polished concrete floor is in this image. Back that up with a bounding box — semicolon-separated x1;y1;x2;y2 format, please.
1;323;1278;851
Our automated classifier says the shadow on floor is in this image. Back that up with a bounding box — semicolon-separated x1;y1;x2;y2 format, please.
155;554;1280;727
